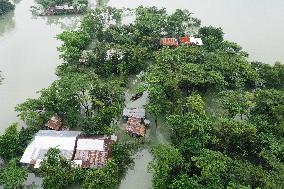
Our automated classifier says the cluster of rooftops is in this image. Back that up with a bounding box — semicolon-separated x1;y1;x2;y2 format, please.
160;35;203;47
20;106;148;169
20;130;117;169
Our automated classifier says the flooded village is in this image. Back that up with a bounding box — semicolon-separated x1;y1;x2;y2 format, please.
1;0;284;189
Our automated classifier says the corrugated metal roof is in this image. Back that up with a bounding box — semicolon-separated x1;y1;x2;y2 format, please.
123;108;145;119
77;139;105;151
125;117;146;137
20;130;81;166
74;136;116;168
36;130;80;137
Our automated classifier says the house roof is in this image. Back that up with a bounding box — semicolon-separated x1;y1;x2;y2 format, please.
125;117;146;137
74;135;116;168
20;130;81;165
160;38;178;46
123;108;145;119
45;115;62;131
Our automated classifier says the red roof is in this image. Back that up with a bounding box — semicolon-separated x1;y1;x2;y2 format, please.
160;38;178;46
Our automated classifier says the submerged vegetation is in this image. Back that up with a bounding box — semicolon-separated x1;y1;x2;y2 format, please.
0;0;15;16
0;4;284;189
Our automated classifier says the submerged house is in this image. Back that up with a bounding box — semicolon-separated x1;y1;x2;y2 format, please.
45;115;62;131
73;135;117;168
123;108;146;137
125;117;146;137
20;130;81;168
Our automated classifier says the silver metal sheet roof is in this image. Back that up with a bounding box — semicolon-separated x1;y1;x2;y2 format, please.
20;130;81;166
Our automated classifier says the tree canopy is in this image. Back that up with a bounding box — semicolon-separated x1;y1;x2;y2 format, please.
0;0;14;16
0;159;28;189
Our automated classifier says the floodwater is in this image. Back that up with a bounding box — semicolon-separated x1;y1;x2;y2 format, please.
0;0;284;188
0;0;81;133
0;0;283;135
108;0;284;64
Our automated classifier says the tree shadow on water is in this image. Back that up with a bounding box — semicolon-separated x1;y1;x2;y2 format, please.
0;11;15;36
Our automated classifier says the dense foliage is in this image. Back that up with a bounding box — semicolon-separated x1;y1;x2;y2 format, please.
138;6;284;189
38;143;134;189
0;0;14;16
0;159;28;189
0;123;37;162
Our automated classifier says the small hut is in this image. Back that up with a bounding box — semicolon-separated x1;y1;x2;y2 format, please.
45;115;62;131
125;117;146;137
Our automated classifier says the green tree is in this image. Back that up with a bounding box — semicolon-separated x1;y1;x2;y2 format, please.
149;145;187;189
0;0;14;16
39;148;83;189
0;159;28;189
252;61;284;89
218;90;255;118
0;123;20;161
83;160;120;189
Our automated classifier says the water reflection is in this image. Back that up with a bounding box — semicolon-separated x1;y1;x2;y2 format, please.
12;0;22;4
96;0;110;7
0;12;15;36
32;15;82;30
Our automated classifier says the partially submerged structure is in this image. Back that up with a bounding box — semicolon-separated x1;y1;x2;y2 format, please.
20;130;81;168
125;117;146;137
45;115;62;131
73;135;117;168
123;108;147;137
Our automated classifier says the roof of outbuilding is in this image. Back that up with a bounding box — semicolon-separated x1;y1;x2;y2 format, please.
45;115;62;131
123;108;145;119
